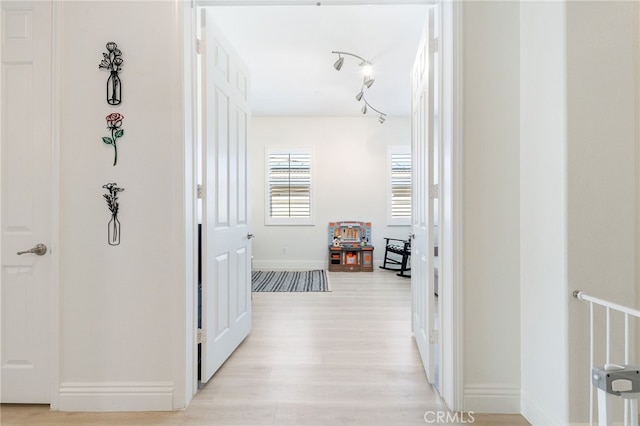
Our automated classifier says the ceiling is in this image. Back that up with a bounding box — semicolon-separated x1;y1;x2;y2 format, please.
207;4;432;118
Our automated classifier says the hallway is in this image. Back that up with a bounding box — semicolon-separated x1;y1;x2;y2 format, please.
2;270;529;425
193;270;442;425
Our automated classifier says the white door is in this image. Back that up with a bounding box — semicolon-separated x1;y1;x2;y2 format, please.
1;0;53;403
199;8;252;383
411;7;436;383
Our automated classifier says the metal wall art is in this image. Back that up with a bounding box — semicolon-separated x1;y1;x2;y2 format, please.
102;113;124;166
103;182;124;246
99;42;123;105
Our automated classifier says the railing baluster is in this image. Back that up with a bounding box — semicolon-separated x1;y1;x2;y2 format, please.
625;313;630;426
574;291;640;425
606;306;611;365
590;301;594;426
625;313;630;364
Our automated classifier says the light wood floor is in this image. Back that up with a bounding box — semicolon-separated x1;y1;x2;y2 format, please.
1;270;529;425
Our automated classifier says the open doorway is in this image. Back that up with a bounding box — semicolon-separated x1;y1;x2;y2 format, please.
185;2;460;412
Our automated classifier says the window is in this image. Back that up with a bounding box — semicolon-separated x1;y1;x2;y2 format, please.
388;147;412;225
266;148;313;225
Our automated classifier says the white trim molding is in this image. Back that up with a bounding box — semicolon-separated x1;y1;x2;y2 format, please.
184;0;200;408
451;0;464;410
253;259;390;271
173;0;191;411
57;382;174;412
50;0;62;411
198;0;436;5
439;0;464;412
252;259;326;271
521;390;566;426
463;384;520;414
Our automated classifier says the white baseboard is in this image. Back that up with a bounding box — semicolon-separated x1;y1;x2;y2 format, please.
57;381;173;412
521;390;567;425
252;260;326;270
463;384;520;413
252;260;386;271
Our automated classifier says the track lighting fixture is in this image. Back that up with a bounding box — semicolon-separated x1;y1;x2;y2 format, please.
358;93;387;125
332;50;387;123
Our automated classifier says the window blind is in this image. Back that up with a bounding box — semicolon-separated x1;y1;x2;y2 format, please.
268;152;311;218
390;153;412;218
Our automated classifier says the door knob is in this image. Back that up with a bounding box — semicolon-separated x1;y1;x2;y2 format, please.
247;233;255;240
17;243;47;256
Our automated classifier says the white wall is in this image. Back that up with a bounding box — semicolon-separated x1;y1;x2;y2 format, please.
49;0;640;417
462;1;522;413
520;1;639;424
520;2;569;423
57;1;184;411
250;116;411;270
566;1;639;422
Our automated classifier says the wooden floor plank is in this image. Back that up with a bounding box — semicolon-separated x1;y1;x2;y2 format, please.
1;270;530;425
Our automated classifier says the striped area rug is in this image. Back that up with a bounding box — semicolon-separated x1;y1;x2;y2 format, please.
251;270;330;292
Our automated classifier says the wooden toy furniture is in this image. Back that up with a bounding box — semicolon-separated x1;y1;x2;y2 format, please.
327;221;374;272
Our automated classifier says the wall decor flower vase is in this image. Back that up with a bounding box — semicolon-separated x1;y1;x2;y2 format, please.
107;71;121;106
99;42;123;105
103;183;124;246
108;215;121;246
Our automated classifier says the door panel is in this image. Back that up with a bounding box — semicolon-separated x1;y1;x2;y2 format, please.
411;7;436;383
1;0;53;403
200;8;252;383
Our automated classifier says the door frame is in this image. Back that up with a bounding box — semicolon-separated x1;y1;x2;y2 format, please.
3;0;462;412
179;0;464;411
50;0;62;409
439;0;464;411
179;0;199;408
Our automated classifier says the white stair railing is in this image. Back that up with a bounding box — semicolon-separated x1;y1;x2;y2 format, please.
574;290;640;426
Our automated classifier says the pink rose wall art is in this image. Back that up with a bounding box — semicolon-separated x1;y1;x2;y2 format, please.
102;112;124;166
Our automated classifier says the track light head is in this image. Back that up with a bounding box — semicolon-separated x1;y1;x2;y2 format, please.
333;56;344;71
378;115;386;124
355;91;364;101
362;104;368;114
364;77;375;88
